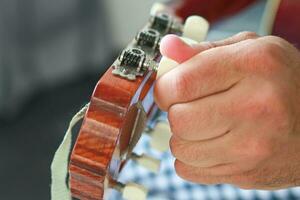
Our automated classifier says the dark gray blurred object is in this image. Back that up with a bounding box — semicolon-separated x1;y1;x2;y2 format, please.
0;0;112;118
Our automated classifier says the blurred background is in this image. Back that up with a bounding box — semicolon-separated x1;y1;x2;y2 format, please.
0;0;267;199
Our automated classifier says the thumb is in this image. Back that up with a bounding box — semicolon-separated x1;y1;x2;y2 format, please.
160;31;258;64
160;34;200;64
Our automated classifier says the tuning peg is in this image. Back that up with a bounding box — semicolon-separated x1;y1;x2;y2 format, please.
122;182;148;200
112;181;148;200
156;56;178;78
182;16;209;43
131;153;160;173
157;16;209;78
149;121;171;152
150;2;166;16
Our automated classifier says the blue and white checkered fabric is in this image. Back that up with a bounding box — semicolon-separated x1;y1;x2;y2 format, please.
108;113;300;200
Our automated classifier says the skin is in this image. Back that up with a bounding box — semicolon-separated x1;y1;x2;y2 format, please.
154;32;300;190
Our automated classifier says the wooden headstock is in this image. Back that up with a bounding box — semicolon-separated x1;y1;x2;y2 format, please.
68;3;209;200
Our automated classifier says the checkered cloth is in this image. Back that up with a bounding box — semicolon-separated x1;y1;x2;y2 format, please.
108;113;300;200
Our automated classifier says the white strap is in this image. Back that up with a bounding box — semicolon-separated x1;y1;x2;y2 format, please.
259;0;282;35
50;104;89;200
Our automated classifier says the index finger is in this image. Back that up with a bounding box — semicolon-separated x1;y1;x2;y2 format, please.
154;42;245;111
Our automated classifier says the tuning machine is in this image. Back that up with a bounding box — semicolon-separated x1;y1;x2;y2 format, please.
112;47;158;80
149;12;183;35
135;28;160;50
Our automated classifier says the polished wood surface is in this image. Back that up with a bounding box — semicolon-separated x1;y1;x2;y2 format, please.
69;66;157;199
68;3;184;199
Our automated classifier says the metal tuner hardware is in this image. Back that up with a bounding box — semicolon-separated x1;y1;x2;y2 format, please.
112;12;183;81
149;13;182;34
136;28;160;50
112;47;158;80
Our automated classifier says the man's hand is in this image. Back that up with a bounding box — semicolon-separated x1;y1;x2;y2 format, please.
154;32;300;189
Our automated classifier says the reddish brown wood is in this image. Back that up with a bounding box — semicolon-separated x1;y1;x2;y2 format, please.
69;65;157;199
69;4;185;199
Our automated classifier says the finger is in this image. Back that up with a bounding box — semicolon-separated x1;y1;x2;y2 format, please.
159;31;258;64
155;42;245;111
160;34;200;63
174;160;244;184
168;84;236;141
169;134;233;167
199;31;259;50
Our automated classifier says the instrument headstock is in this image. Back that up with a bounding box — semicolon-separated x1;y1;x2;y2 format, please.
69;3;209;199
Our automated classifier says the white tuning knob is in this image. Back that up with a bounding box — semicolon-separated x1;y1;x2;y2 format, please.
156;56;178;78
183;15;209;43
157;16;209;78
122;183;148;200
150;2;166;16
150;121;171;152
131;153;161;173
157;37;198;78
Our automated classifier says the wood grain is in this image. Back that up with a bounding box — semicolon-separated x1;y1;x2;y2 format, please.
68;4;185;198
69;67;157;199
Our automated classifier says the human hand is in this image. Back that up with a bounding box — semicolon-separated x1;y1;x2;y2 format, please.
154;32;300;189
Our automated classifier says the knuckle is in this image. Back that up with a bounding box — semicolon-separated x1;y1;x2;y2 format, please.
174;160;219;184
168;106;178;134
241;97;268;120
258;41;284;71
169;136;181;158
239;31;258;40
170;136;204;165
242;85;280;119
251;97;269;118
244;38;285;73
263;35;285;44
154;78;170;110
261;42;281;58
232;136;272;162
253;84;289;129
172;72;192;100
168;105;185;137
201;41;217;49
174;159;187;179
246;138;273;161
262;86;286;117
261;89;292;134
169;136;192;162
